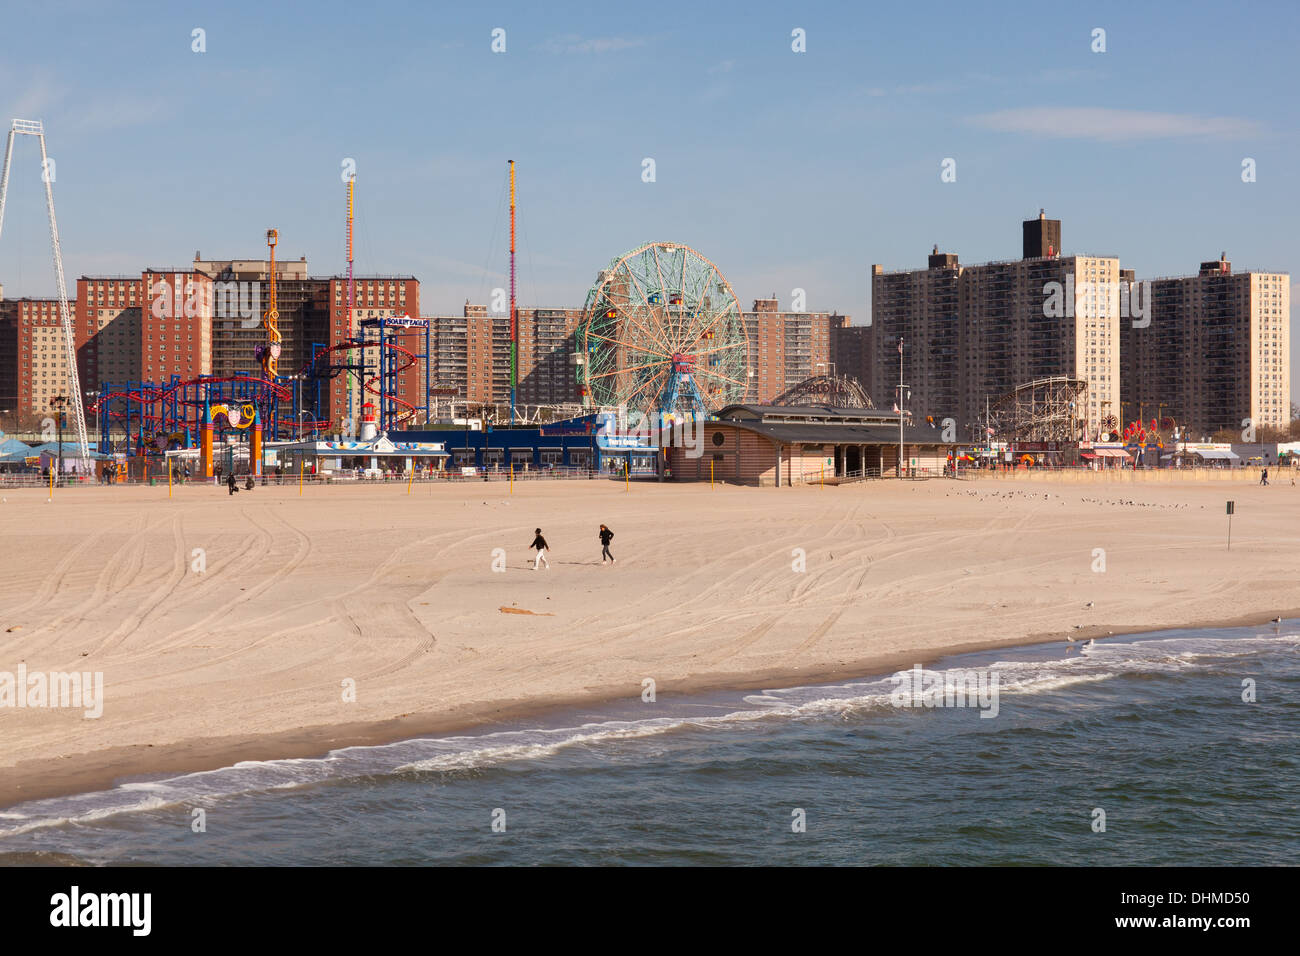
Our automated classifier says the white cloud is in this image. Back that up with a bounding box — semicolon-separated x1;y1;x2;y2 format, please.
968;107;1263;141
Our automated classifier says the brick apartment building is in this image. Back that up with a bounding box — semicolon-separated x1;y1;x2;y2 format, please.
427;297;857;413
141;270;215;383
429;304;582;410
743;297;850;404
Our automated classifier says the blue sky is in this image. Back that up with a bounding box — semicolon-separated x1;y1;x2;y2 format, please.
2;0;1297;395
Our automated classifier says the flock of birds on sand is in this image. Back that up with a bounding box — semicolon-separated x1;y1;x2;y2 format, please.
947;488;1194;510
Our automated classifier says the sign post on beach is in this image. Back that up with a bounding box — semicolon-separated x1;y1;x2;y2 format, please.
1227;500;1234;550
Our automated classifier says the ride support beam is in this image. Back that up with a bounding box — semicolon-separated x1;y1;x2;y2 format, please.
250;407;263;477
200;402;213;479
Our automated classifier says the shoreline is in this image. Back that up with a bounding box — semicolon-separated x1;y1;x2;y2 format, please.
4;607;1293;813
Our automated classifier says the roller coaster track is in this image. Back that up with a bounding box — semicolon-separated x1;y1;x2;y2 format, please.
302;339;419;427
88;375;329;447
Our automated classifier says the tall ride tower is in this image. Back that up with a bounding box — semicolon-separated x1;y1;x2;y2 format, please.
0;119;91;472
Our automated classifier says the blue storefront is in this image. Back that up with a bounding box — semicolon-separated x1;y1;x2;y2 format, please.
394;415;661;475
394;413;662;475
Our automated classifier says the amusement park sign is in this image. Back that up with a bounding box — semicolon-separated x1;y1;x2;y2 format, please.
384;315;428;329
595;408;707;458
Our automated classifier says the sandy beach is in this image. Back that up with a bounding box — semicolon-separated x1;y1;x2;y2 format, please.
2;475;1297;808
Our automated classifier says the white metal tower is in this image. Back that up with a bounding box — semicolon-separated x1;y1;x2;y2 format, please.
0;119;91;472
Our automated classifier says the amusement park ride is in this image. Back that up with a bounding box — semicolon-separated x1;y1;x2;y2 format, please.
85;173;429;474
7;138;747;474
0;119;93;472
577;241;749;423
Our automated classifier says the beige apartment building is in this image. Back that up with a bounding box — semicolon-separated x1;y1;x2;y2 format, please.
1;297;73;416
1120;255;1290;435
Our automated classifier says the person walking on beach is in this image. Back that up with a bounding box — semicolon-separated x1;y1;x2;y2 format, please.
1260;467;1269;486
599;524;615;564
530;528;550;570
226;472;239;495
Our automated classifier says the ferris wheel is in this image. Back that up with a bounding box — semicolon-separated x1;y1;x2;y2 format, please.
577;242;749;418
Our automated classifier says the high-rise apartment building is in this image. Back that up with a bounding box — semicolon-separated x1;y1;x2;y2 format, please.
830;324;872;398
743;297;849;403
871;248;960;415
516;307;583;407
0;297;71;416
0;301;15;414
140;270;215;383
78;276;143;389
1121;255;1289;435
872;214;1123;438
430;304;580;410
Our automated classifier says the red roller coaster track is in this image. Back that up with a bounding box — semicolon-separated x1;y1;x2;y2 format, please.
305;340;419;426
88;375;330;441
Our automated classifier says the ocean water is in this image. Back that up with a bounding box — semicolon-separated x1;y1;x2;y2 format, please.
2;625;1297;866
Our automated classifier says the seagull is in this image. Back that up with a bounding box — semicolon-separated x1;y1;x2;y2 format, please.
1085;601;1094;608
1271;617;1282;624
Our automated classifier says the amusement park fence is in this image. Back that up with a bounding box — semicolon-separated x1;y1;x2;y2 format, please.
0;466;624;488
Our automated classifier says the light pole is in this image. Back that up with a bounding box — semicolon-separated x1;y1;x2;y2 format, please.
896;338;908;478
292;374;304;434
50;395;67;480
